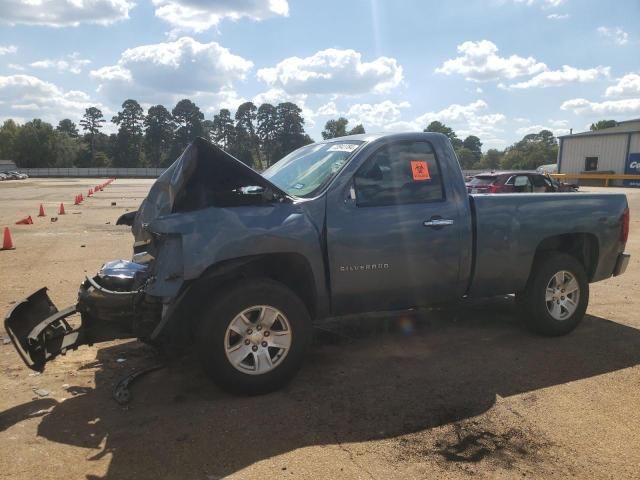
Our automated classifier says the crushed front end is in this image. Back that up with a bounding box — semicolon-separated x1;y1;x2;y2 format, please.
5;137;290;372
5;260;162;372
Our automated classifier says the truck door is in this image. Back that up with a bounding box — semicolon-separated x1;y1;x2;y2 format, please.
326;140;464;314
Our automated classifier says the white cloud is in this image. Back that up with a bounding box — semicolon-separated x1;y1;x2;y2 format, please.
415;100;506;139
0;0;134;27
252;88;307;107
90;37;253;103
383;100;506;147
561;98;640;116
30;53;91;75
516;120;570;136
597;26;629;45
547;13;569;20
514;0;565;7
315;101;339;117
8;64;25;71
436;40;547;82
152;0;289;32
505;65;610;89
605;73;640;98
345;100;410;128
198;88;247;115
0;45;17;55
257;48;403;95
0;74;101;122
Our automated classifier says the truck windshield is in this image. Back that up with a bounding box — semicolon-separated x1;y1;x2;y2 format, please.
262;140;363;197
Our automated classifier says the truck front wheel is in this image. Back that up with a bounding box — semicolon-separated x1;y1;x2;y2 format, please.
518;253;589;336
196;279;312;394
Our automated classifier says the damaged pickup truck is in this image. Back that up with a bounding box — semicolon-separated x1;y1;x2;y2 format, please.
5;133;631;394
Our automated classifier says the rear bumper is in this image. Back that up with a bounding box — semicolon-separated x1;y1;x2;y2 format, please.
613;253;630;277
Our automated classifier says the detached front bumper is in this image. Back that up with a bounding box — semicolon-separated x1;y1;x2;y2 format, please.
5;288;81;372
4;261;162;372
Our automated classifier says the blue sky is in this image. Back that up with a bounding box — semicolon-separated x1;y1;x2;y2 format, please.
0;0;638;149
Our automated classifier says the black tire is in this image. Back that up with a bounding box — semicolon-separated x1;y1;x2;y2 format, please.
196;278;311;395
518;253;589;337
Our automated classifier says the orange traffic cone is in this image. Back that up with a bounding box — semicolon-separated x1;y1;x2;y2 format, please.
74;195;80;205
59;203;66;215
38;204;46;217
88;188;93;197
2;227;15;250
16;215;33;225
80;193;84;201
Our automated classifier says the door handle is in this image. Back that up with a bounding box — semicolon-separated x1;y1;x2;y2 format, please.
423;218;454;227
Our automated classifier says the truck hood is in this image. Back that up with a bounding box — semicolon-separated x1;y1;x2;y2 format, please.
133;137;290;239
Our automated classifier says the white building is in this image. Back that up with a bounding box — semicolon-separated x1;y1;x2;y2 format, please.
558;119;640;186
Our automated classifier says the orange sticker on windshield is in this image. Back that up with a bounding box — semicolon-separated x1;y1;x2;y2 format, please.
411;160;430;181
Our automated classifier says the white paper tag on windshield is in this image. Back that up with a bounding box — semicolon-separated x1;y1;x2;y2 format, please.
328;143;359;153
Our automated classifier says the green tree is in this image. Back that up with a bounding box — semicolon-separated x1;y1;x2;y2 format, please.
463;135;482;163
144;105;174;167
501;130;558;170
456;147;477;170
0;119;19;160
424;121;463;148
13;119;56;168
478;148;503;169
234;101;259;167
348;124;365;135
275;102;312;159
321;117;366;139
51;131;84;167
171;99;204;157
322;117;349;139
111;99;145;167
79;107;105;162
257;103;279;167
211;108;236;151
56;119;79;138
590;120;618;131
93;151;111;167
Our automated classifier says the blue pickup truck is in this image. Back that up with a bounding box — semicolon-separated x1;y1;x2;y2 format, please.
6;133;631;394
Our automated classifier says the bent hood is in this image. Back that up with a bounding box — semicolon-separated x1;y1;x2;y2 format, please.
133;137;289;239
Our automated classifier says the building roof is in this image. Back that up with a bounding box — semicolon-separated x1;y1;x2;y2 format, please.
559;119;640;139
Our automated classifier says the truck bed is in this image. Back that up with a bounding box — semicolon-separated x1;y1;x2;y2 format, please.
468;192;628;297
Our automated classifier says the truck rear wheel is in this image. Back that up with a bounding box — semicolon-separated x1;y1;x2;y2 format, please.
196;279;311;394
518;253;589;336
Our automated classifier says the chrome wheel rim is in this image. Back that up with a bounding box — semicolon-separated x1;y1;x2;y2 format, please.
224;305;292;375
545;270;580;321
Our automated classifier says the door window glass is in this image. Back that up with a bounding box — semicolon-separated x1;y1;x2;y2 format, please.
354;141;444;206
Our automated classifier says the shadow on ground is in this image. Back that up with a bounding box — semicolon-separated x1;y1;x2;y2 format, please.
3;297;640;478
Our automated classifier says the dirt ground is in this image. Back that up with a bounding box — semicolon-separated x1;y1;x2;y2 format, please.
0;178;639;480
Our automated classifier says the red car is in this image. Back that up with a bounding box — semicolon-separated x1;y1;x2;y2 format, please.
466;171;577;194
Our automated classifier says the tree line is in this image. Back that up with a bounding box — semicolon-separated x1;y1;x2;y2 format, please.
0;99;313;170
0;99;618;172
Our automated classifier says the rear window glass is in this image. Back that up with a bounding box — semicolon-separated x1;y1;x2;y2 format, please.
469;176;497;186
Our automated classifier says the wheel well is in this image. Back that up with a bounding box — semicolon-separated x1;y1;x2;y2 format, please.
533;233;599;280
185;253;317;319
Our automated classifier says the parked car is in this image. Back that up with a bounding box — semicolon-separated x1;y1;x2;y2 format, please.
466;171;577;194
5;171;28;180
6;133;630;394
0;173;7;181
